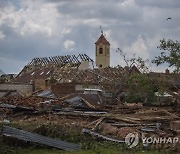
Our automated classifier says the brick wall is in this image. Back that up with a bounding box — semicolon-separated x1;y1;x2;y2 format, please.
51;83;76;97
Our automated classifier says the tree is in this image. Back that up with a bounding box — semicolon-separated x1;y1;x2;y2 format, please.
116;49;155;103
152;39;180;73
116;48;151;73
124;73;156;103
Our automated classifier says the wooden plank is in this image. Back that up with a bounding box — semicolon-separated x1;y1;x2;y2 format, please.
82;128;124;143
80;97;95;109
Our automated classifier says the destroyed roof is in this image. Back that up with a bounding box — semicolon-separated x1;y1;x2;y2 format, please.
15;54;94;82
148;72;180;85
14;65;132;92
15;67;53;82
14;56;180;94
27;54;93;67
15;65;126;83
95;34;110;45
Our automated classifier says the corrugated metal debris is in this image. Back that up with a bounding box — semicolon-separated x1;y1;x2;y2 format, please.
2;126;81;151
37;90;57;99
0;103;34;113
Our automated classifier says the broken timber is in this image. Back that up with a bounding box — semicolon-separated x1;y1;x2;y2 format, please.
110;123;158;127
82;128;124;143
2;126;80;151
54;111;140;124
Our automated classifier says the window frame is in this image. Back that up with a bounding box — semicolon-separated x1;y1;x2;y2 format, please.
99;47;103;54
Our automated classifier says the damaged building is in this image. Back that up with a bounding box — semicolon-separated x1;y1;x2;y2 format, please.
12;53;129;104
0;33;179;106
0;33;180;153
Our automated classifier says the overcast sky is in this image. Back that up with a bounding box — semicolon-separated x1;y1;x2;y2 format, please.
0;0;180;74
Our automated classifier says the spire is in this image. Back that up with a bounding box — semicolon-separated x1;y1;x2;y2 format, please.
100;25;103;34
95;34;110;45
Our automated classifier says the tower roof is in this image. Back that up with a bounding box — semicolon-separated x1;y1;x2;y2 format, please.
95;34;110;45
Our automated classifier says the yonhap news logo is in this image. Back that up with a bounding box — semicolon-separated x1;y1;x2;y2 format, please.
125;132;179;148
125;132;139;148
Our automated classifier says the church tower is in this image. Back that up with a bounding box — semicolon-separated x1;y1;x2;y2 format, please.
95;33;110;68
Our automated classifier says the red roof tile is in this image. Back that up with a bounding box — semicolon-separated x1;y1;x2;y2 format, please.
95;34;110;45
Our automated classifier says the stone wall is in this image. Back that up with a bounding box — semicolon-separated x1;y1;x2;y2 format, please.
0;83;33;96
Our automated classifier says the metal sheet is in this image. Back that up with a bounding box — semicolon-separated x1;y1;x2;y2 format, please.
37;90;56;99
0;103;16;109
2;126;80;151
64;96;84;107
0;103;34;112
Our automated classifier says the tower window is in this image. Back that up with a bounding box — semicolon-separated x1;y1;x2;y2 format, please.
99;64;102;68
99;47;103;54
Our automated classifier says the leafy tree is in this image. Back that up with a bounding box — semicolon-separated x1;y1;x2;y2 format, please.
124;73;156;103
116;49;155;103
152;39;180;73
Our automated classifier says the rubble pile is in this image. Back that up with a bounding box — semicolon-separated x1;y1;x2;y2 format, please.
0;96;51;109
0;91;180;152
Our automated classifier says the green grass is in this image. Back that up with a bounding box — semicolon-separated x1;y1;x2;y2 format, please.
0;137;171;154
1;146;171;154
0;122;173;154
0;146;171;154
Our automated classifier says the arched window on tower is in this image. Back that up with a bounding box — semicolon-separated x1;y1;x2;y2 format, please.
99;47;103;54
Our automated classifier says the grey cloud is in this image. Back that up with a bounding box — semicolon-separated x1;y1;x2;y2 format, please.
0;0;10;8
135;0;180;8
57;1;141;22
0;0;179;73
0;25;66;60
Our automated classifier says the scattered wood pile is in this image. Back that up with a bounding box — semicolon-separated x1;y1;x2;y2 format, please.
0;91;180;152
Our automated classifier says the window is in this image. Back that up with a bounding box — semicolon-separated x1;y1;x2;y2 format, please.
40;71;44;75
46;71;50;75
99;47;103;54
99;64;102;68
